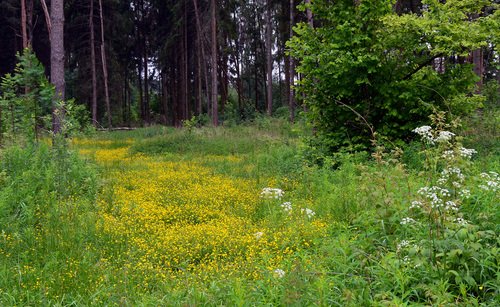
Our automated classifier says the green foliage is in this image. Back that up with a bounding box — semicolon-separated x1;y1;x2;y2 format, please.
288;0;499;150
0;118;497;305
0;142;99;305
0;49;90;144
0;49;53;142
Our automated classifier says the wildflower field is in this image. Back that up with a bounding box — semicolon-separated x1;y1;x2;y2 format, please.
0;118;499;305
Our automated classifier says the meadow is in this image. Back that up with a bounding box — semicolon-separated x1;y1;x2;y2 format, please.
0;116;498;306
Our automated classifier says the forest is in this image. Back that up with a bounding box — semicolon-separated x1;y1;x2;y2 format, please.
0;0;499;305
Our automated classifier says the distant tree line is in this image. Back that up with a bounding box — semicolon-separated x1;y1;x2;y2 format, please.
0;0;498;132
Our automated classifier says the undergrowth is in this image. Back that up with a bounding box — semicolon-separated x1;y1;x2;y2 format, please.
0;115;497;305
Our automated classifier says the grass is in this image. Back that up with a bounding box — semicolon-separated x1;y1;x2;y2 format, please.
0;117;498;305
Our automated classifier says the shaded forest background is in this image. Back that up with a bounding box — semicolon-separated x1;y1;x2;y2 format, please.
0;0;499;129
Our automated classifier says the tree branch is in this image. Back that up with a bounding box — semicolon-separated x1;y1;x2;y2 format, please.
402;53;444;81
40;0;51;39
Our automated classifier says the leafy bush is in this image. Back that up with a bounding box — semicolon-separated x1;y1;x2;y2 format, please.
288;0;498;150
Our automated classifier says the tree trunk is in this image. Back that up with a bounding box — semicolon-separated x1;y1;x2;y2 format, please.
472;48;483;90
40;0;51;39
143;40;150;124
192;0;209;115
289;0;295;122
265;0;273;116
89;0;97;126
138;61;144;125
21;0;28;48
305;0;313;27
50;0;65;134
99;0;112;129
211;0;218;126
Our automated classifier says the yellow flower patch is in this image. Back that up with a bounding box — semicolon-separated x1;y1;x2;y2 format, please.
78;139;326;286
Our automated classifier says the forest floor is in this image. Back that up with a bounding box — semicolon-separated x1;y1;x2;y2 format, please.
0;117;498;305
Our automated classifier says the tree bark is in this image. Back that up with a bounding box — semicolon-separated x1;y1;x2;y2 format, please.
265;0;273;116
192;0;209;115
99;0;112;128
50;0;65;134
40;0;51;39
89;0;97;126
211;0;218;126
472;48;484;90
289;0;295;122
21;0;28;48
305;0;313;27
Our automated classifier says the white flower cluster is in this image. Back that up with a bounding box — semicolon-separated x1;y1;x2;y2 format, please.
444;200;459;212
273;268;286;278
458;189;471;199
442;147;477;160
254;231;264;240
454;217;468;226
412;126;434;143
435;131;455;142
442;150;455;160
400;217;416;225
479;172;499;192
412;126;456;144
438;167;465;186
280;201;293;213
410;200;423;209
397;240;410;251
260;187;284;199
418;186;451;209
459;147;477;159
301;208;316;218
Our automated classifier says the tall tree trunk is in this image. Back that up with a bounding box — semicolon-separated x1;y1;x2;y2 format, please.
50;0;65;134
289;0;295;122
183;7;189;120
138;62;144;125
161;70;169;124
472;48;484;90
196;48;202;115
89;0;97;126
265;0;273;116
40;0;51;39
192;0;209;115
143;47;150;124
211;0;218;126
305;0;313;27
21;0;28;48
99;0;112;128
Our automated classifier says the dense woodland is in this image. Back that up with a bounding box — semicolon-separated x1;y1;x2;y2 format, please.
0;1;499;305
1;0;498;132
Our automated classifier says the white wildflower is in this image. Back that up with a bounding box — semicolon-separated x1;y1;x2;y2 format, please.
478;172;499;192
418;186;450;209
412;126;434;144
454;217;468;226
397;240;410;251
280;202;293;213
410;200;422;209
435;131;455;142
459;189;471;199
260;187;284;199
445;201;458;212
400;217;416;225
254;232;264;240
273;269;285;278
402;256;411;264
440;167;465;183
442;150;455;160
459;147;477;159
301;208;316;218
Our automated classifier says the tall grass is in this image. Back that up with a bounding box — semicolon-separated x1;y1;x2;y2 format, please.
0;117;498;305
